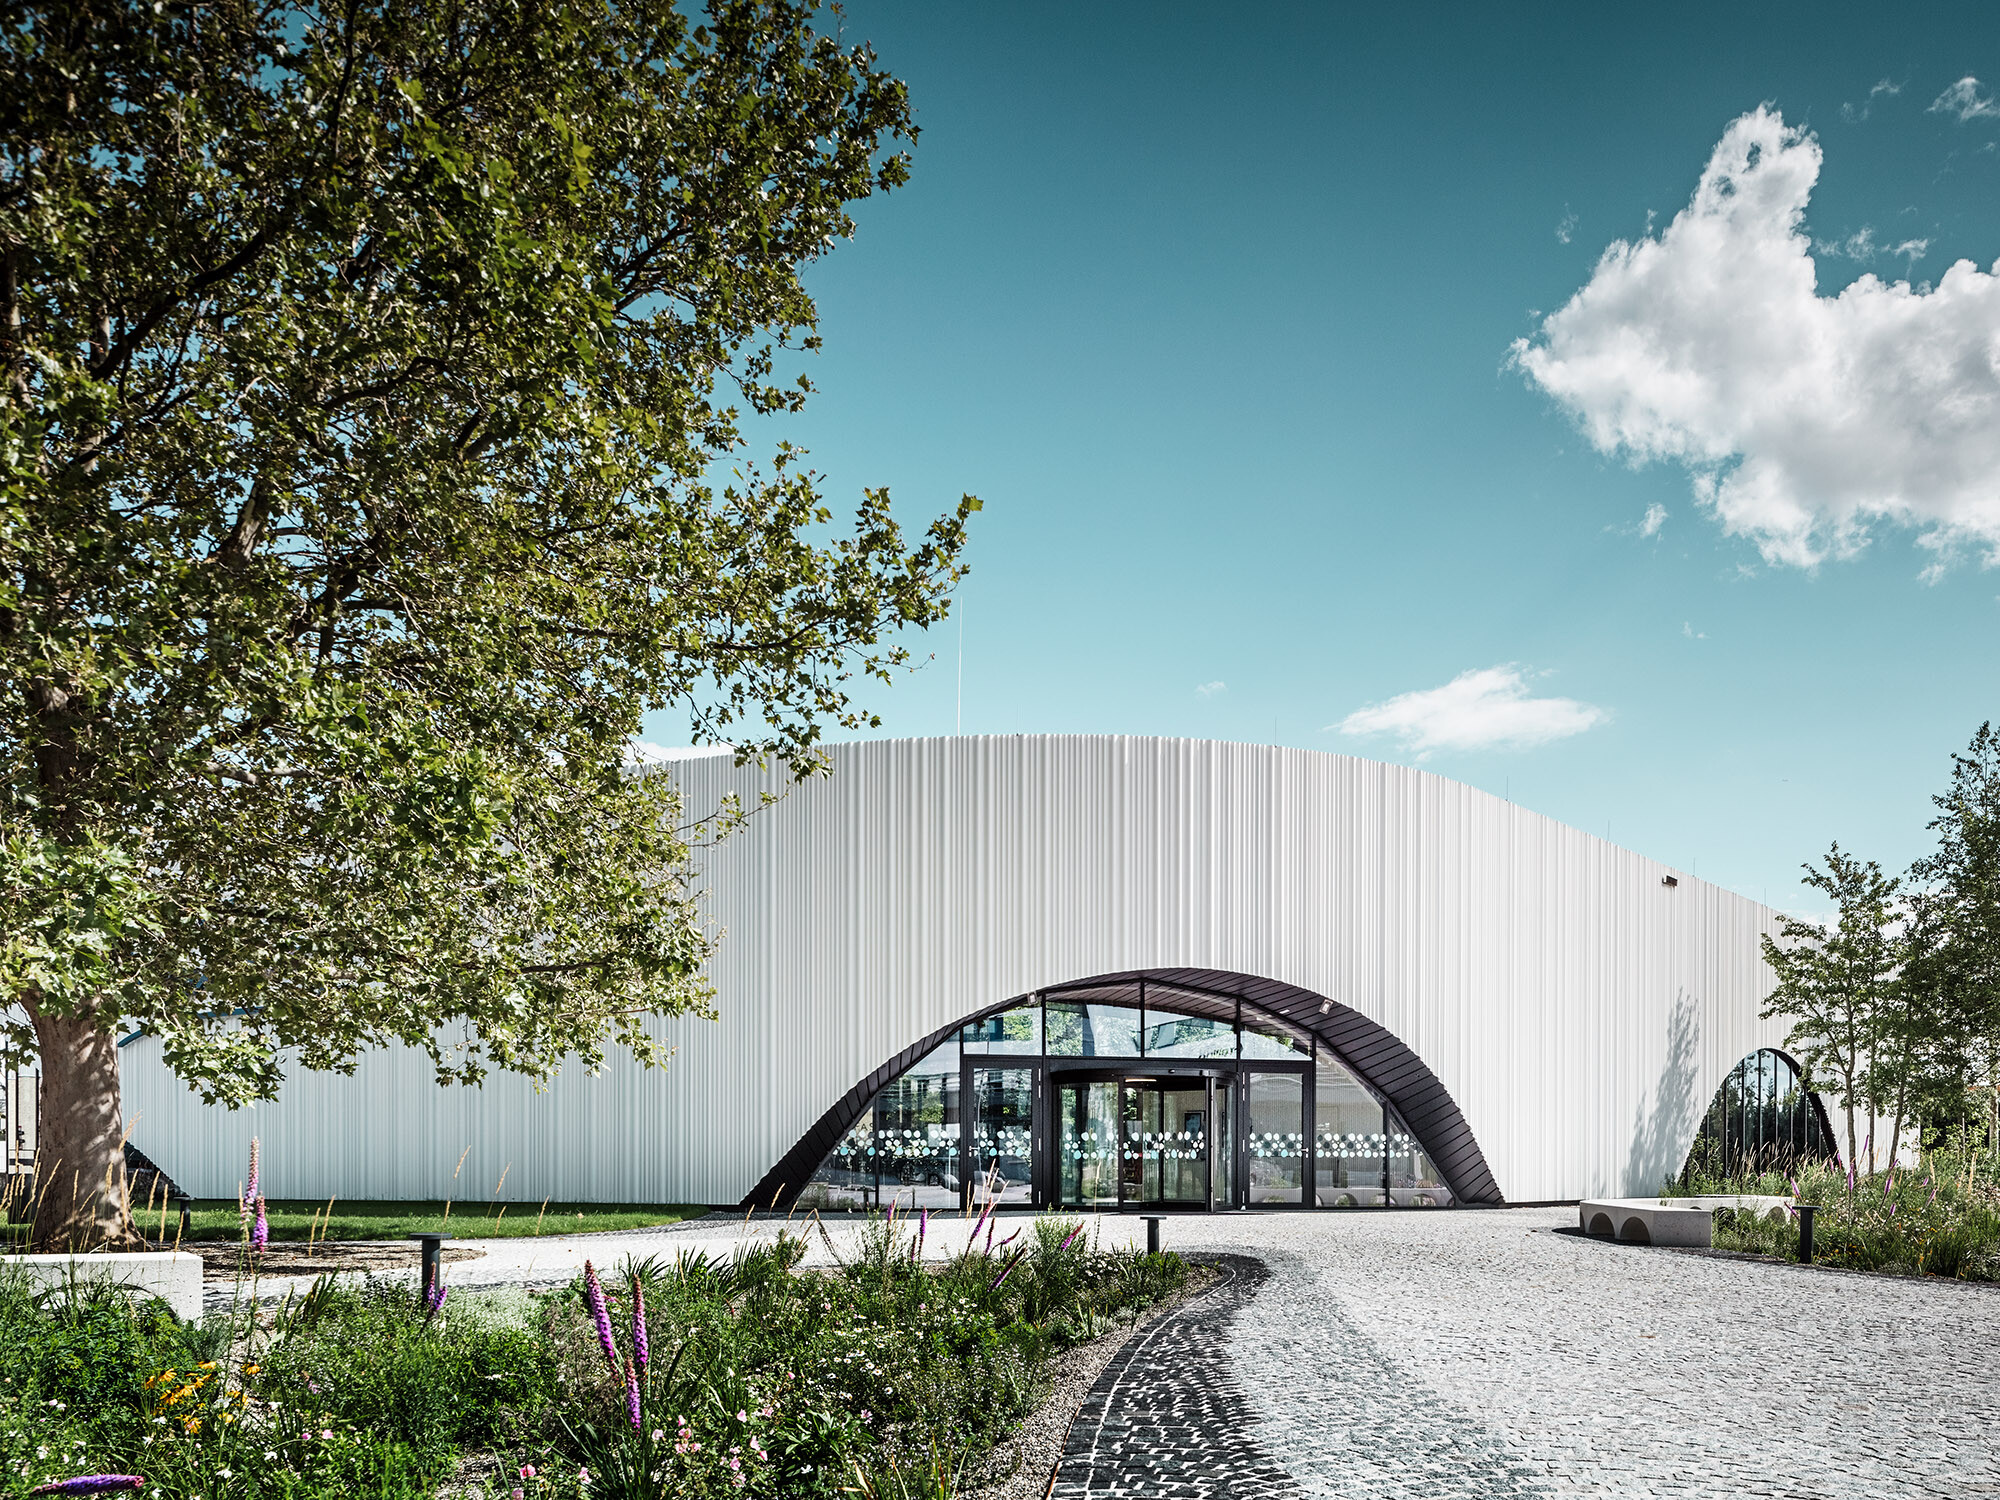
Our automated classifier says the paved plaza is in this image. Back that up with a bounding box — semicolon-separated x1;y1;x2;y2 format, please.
244;1207;2000;1498
1098;1209;2000;1500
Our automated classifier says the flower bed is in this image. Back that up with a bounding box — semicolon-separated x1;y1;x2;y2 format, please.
0;1213;1186;1500
1680;1153;2000;1279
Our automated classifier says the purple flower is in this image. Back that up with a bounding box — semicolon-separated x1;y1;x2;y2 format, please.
631;1274;648;1373
1058;1224;1084;1253
241;1138;260;1225
252;1195;269;1252
990;1247;1027;1289
582;1261;619;1373
886;1197;898;1228
1787;1175;1800;1202
30;1480;147;1497
1884;1167;1896;1195
426;1279;448;1316
625;1360;642;1432
917;1208;929;1260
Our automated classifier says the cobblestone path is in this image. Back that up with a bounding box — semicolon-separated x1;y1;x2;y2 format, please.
1056;1209;2000;1500
1051;1255;1301;1499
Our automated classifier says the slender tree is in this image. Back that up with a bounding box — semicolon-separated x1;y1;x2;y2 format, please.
1911;724;2000;1159
1;0;976;1249
1760;845;1900;1176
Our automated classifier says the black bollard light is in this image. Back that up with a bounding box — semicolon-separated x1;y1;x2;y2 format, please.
408;1233;451;1302
1795;1204;1817;1265
1144;1215;1162;1256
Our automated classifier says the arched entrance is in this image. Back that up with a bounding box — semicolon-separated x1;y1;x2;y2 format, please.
745;968;1503;1211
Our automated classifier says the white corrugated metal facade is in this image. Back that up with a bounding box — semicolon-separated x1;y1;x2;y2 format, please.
121;735;1785;1205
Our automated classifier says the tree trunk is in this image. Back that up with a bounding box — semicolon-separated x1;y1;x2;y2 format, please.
1842;1082;1858;1191
27;1006;132;1252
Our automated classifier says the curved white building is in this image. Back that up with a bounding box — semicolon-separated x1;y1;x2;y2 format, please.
122;736;1819;1211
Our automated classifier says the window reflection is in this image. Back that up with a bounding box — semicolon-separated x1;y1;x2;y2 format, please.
1143;1007;1235;1059
1240;1021;1309;1061
962;1004;1041;1054
969;1067;1034;1206
1246;1072;1305;1204
1058;1079;1119;1208
874;1038;961;1211
1046;1001;1142;1057
1314;1051;1386;1207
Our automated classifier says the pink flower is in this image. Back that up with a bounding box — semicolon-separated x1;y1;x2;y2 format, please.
320;1429;334;1440
519;1467;536;1480
512;1492;524;1500
252;1196;269;1252
736;1409;747;1422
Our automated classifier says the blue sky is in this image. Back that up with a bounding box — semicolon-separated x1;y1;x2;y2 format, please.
641;3;2000;913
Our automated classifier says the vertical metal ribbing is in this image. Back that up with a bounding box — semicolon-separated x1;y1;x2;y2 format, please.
119;736;1786;1205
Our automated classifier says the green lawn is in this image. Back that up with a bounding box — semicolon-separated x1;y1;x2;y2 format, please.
130;1198;711;1243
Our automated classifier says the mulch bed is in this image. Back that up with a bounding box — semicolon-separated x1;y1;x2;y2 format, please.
189;1241;489;1281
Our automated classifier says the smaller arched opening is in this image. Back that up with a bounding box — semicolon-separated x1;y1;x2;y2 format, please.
1683;1048;1836;1180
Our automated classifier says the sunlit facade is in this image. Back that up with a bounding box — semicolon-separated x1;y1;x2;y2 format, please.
122;736;1804;1209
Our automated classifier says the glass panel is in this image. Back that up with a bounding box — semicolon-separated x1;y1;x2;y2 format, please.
872;1039;961;1212
1058;1080;1119;1208
961;1003;1042;1055
1314;1051;1386;1207
968;1067;1034;1207
1387;1115;1453;1207
1045;1001;1142;1057
1240;1016;1309;1061
802;1106;877;1211
1142;1006;1236;1060
1157;1085;1209;1205
1388;1127;1454;1207
1120;1085;1154;1203
1215;1077;1235;1207
1246;1072;1305;1204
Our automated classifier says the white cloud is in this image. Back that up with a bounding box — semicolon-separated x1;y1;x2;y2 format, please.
1682;621;1706;639
1638;502;1667;537
1513;107;2000;569
1195;680;1227;698
1842;78;1902;122
1818;227;1930;264
1931;76;2000;122
1332;665;1605;757
1556;209;1579;245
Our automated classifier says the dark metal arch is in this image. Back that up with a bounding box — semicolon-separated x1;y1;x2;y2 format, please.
741;966;1504;1209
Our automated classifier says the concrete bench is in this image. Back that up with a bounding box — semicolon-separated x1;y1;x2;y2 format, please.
1;1252;203;1322
1578;1196;1792;1248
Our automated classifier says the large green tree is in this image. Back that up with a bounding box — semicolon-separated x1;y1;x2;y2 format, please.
1;0;975;1249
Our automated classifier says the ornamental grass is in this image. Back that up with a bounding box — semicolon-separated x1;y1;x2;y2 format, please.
1675;1149;2000;1279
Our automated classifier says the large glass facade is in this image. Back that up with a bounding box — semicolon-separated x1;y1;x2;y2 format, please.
801;986;1452;1213
1687;1048;1833;1176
